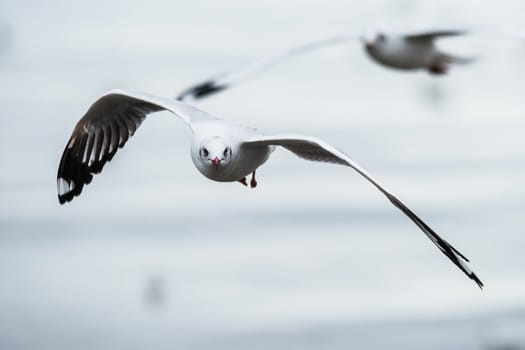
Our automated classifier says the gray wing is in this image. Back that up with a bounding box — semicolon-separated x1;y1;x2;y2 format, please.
57;89;210;204
243;134;483;289
404;29;468;42
176;34;356;102
404;27;525;42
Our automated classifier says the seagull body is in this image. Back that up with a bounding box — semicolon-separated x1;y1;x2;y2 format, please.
57;89;483;288
189;119;273;183
362;29;474;74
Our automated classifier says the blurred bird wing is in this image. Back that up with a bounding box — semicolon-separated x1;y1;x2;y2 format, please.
403;26;525;43
243;134;483;288
403;29;468;42
176;33;357;101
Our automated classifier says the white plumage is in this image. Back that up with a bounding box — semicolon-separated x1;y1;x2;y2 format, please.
57;89;483;288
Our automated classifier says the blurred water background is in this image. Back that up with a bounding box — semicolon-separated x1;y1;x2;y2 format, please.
1;1;525;349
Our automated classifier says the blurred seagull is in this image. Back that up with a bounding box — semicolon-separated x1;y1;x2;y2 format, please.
361;29;475;75
177;27;523;101
57;89;483;288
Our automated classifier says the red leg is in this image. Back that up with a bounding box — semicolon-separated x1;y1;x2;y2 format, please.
428;62;448;75
238;177;248;186
250;170;257;188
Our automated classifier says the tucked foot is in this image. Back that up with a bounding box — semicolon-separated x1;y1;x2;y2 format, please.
427;62;448;75
238;177;248;186
250;171;257;188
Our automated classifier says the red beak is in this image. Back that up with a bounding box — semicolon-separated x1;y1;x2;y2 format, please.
211;157;221;167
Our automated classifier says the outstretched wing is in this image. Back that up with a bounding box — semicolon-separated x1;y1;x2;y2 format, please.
404;29;468;42
404;26;525;42
243;134;483;289
176;34;356;102
57;89;213;204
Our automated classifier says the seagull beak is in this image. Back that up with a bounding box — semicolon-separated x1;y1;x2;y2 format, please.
360;36;374;49
211;157;221;167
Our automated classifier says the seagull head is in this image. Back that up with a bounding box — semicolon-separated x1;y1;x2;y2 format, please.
199;137;232;170
361;30;388;50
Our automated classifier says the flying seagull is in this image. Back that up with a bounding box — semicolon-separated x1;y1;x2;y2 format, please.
57;89;483;288
361;29;475;75
177;27;523;101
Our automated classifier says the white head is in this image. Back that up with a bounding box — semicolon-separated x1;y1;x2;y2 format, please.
360;30;388;51
198;137;232;169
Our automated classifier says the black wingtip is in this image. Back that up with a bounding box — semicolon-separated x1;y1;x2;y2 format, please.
471;272;484;290
176;81;228;101
58;194;70;205
383;193;483;290
57;176;88;205
450;244;470;262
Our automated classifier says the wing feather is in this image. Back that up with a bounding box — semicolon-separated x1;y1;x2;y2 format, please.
404;29;467;42
57;89;211;204
243;134;483;288
176;34;356;101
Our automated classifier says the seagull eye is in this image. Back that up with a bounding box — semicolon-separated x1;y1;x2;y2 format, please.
377;33;386;42
202;148;209;157
223;148;230;157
